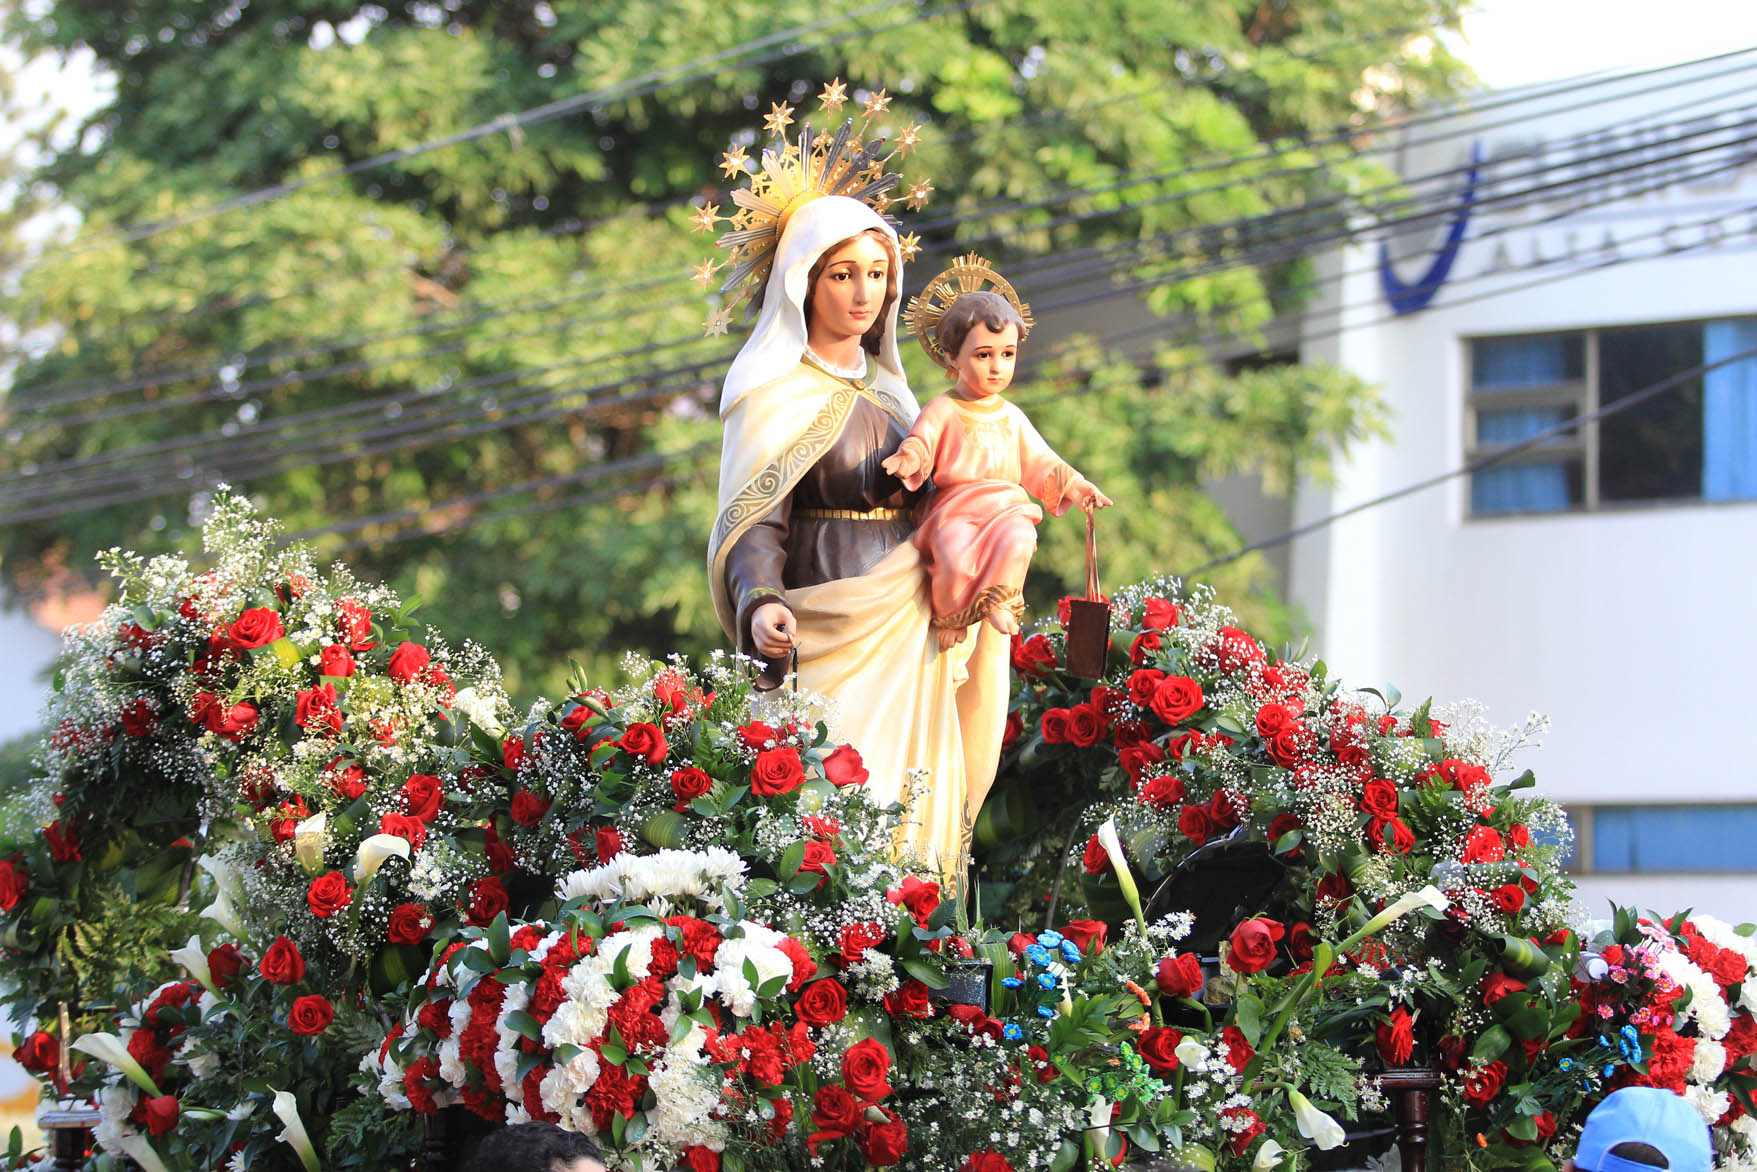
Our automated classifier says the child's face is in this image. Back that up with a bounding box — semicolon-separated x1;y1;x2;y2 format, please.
951;321;1018;399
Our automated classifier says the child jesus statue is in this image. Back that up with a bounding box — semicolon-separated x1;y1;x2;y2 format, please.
884;255;1112;648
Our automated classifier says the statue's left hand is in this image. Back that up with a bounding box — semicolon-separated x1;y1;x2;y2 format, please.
1071;481;1113;511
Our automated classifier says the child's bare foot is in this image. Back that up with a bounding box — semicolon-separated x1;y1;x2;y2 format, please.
935;625;968;649
985;609;1020;637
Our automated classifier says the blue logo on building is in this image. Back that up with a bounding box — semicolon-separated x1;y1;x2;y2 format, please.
1379;142;1481;316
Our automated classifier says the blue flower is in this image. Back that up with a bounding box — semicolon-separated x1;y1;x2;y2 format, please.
1026;945;1052;966
1002;1023;1024;1042
1002;976;1023;989
1036;1005;1056;1018
1060;941;1082;963
1602;1065;1616;1078
1621;1024;1640;1044
1037;973;1058;990
1038;931;1065;948
1559;1058;1575;1071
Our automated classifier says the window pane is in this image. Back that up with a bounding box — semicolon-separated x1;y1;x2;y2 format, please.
1588;805;1757;873
1470;460;1580;515
1599;323;1705;502
1472;334;1583;391
1477;406;1572;446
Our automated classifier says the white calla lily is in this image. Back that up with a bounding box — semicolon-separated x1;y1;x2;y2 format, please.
1253;1139;1286;1170
1289;1090;1346;1150
1359;884;1448;937
450;687;503;735
272;1089;322;1172
197;854;247;940
1094;817;1140;909
71;1032;161;1096
1174;1036;1208;1068
354;833;411;884
113;1131;174;1172
292;811;328;875
169;934;216;995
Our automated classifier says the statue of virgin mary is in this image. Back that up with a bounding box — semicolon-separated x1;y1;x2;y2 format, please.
705;192;1011;878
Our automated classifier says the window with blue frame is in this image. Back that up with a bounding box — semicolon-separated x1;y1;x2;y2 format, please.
1573;804;1757;874
1466;316;1757;515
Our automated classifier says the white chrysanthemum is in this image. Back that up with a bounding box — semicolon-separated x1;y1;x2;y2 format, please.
1689;1038;1727;1083
1683;1083;1730;1124
712;922;793;1018
556;847;748;910
493;986;533;1100
647;1036;729;1153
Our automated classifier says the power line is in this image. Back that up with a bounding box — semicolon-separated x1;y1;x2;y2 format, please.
17;38;1750;411
1177;340;1757;580
6;127;1748;512
15;86;1750;437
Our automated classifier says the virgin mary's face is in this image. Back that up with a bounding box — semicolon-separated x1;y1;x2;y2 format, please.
808;233;892;343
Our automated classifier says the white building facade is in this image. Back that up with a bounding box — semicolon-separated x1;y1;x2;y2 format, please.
1293;61;1757;923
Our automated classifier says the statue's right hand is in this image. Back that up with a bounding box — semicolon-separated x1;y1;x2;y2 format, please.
750;601;797;661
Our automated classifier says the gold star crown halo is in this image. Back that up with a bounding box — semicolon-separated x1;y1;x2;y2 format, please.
902;252;1035;370
691;79;931;337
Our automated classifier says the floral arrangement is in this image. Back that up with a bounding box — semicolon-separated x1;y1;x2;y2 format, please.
3;496;1755;1172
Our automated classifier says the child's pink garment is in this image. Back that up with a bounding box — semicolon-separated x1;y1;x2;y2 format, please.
891;393;1086;629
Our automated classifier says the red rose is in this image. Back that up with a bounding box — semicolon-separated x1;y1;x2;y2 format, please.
1149;675;1204;725
388;902;434;945
1156;953;1204;998
306;870;352;918
1267;813;1303;856
1463;1060;1507;1107
466;876;509;926
1177;803;1215;845
259;935;307;985
887;876;941;926
1010;633;1056;676
824;744;870;788
1139;773;1185;810
1126;669;1165;709
1226;916;1285;974
1360;778;1400;819
737;720;779;751
883;979;934;1019
1254;702;1298;738
502;737;527;772
799;841;837;886
671;766;712;809
679;1146;721;1172
1142;597;1180;630
1061;919;1107;954
841;1037;894;1101
1369;816;1415;855
380;813;428;851
796;979;849;1027
1081;834;1109;875
207;943;246;988
119;697;158;737
1222;1105;1264;1157
13;1031;57;1076
1221;1024;1255;1072
751;746;805;796
325;759;367;800
803;814;842;840
1286;921;1317;963
1128;630;1161;665
335;597;375;650
1065;703;1104;747
1462;825;1505;863
0;859;28;911
1136;1026;1183;1075
294;684;342;735
595;826;623;864
1265;724;1311;767
1210;626;1265;673
1488;884;1526;916
229;607;285;649
961;1152;1016;1172
1377;1006;1416;1066
401;773;444;820
1001;711;1023;748
318;644;354;677
509;790;552;827
1207;789;1243;831
861;1112;908;1166
620;722;669;765
1040;708;1071;743
812;1083;863;1135
387;642;431;683
836;921;884;969
288;993;335;1036
1481;973;1527;1006
141;1094;180;1137
205;699;258;741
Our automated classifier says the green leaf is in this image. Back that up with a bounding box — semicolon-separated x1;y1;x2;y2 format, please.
901;958;949;990
505;1010;542;1042
1233;993;1262;1047
487;911;511;966
1472;1024;1513;1063
776;841;807;879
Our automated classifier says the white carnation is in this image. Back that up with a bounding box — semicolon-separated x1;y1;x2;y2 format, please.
1689;1039;1727;1083
1742;976;1757;1013
437;1035;465;1086
493;986;532;1102
1683;1084;1730;1125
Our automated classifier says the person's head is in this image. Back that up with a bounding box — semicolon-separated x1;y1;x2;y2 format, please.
1564;1087;1714;1172
935;290;1028;394
464;1122;605;1172
805;228;899;355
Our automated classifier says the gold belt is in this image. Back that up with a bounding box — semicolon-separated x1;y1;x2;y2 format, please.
795;507;907;522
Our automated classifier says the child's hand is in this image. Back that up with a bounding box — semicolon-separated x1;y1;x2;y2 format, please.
1071;480;1113;512
881;446;927;488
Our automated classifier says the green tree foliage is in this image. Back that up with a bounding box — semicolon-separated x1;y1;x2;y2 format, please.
1;0;1468;699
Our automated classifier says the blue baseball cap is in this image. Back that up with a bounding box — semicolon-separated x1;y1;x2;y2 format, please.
1576;1087;1714;1172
